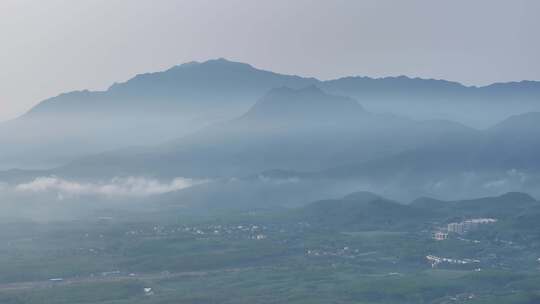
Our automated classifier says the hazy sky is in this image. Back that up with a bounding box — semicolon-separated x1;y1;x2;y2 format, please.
1;0;539;122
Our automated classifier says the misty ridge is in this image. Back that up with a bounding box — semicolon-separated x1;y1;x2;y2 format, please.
1;58;540;210
1;59;540;167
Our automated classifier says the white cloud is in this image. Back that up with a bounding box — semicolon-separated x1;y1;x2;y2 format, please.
15;176;205;198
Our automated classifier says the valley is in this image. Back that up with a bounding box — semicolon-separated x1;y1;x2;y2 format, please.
1;192;539;303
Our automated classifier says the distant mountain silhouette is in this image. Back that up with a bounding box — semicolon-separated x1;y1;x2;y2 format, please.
307;111;540;199
55;86;471;179
410;192;537;219
241;85;366;123
1;58;540;170
320;77;540;127
0;59;317;169
27;58;316;118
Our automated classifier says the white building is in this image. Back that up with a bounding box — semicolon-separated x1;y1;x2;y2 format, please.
447;222;465;234
447;218;497;234
433;231;448;241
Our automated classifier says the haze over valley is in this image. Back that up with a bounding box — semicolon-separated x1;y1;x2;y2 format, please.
1;1;540;303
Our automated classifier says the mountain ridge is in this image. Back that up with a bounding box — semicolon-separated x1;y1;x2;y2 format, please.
14;58;540;121
2;58;540;170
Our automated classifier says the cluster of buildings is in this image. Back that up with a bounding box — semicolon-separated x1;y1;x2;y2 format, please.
447;218;497;235
432;218;497;240
433;231;449;241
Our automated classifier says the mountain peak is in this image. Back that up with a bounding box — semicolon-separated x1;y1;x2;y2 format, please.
163;58;255;73
497;192;536;202
200;57;253;68
242;86;365;122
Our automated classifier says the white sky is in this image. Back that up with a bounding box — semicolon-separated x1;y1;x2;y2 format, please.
1;0;539;121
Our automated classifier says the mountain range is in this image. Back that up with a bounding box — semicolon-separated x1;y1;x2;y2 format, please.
295;191;539;231
1;58;540;170
1;58;540;202
50;85;472;179
309;111;540;199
